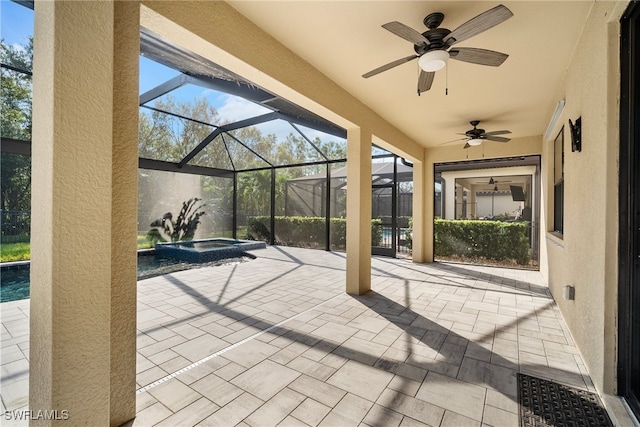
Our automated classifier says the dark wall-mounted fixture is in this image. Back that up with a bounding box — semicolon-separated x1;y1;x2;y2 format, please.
569;116;582;152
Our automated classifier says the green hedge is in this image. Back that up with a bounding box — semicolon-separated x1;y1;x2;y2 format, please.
246;216;382;250
434;219;530;265
1;234;30;244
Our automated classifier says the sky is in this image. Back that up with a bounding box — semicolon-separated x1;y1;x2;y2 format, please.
0;0;353;159
0;1;32;47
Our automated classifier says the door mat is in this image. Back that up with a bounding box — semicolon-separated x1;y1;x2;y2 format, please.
518;373;613;427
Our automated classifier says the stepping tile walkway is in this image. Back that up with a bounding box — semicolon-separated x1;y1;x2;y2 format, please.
1;246;600;426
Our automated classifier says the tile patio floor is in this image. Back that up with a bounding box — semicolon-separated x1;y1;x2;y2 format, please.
1;246;599;426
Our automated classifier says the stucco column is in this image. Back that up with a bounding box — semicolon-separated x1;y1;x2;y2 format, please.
455;183;464;219
346;128;372;294
30;1;139;425
469;186;477;218
440;172;456;220
412;148;433;263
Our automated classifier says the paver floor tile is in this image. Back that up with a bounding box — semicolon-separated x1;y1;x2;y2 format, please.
415;371;486;421
1;247;612;427
286;355;337;381
231;359;301;401
362;403;403;427
191;373;244;406
376;388;445;427
331;392;373;423
483;403;519;427
222;338;281;369
197;392;263;427
155;397;219;427
439;410;480;427
290;398;331;427
244;387;305;427
288;374;346;407
148;377;202;413
327;360;393;402
131;402;173;427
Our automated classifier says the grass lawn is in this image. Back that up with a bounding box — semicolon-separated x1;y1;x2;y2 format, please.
1;242;30;262
1;237;155;263
1;233;242;262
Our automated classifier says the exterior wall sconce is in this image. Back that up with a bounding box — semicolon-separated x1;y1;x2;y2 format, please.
569;116;582;152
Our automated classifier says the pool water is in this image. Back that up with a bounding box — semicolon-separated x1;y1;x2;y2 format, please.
1;268;31;303
1;254;250;303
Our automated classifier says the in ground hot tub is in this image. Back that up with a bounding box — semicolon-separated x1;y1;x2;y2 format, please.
155;238;266;263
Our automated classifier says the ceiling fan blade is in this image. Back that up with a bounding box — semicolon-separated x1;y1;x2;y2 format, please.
417;70;435;94
484;130;511;136
382;21;430;46
444;4;513;46
438;137;467;145
362;55;418;78
449;48;508;67
485;136;511;143
463;142;471;149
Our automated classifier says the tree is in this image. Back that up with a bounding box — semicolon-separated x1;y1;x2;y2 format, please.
1;38;33;238
138;95;349;235
139;96;219;162
1;38;32;141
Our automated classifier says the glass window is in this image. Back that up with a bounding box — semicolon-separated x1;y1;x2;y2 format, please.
553;128;564;235
1;2;34;143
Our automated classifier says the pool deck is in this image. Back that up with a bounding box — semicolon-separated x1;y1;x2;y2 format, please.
0;246;629;426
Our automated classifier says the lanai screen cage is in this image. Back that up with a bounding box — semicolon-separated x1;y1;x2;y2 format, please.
135;30;415;253
0;7;414;255
136;29;353;250
284;160;414;254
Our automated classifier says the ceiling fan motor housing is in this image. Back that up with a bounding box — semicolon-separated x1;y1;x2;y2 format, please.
423;12;444;29
414;27;451;54
466;121;486;139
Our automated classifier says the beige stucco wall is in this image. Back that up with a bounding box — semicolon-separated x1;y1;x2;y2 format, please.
540;1;627;396
30;1;139;424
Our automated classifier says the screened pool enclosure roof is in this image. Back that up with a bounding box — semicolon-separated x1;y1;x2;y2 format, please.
138;29;350;177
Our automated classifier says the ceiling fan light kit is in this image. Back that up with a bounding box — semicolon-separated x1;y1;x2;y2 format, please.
418;50;449;72
468;138;483;146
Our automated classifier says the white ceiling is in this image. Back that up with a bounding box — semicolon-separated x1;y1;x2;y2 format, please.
228;1;594;149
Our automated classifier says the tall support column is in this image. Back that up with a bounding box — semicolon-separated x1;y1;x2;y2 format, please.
325;165;331;251
455;184;464;219
270;168;276;245
469;187;477;218
346;128;372;294
412;148;434;263
30;1;139;425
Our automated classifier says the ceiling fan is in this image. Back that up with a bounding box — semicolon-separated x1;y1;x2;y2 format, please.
459;120;511;148
487;177;512;191
362;4;513;95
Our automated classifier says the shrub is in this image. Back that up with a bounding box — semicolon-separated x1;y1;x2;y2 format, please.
147;198;206;243
434;218;530;265
246;216;382;249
